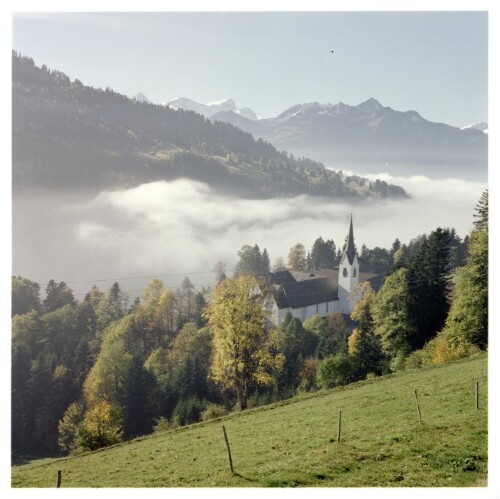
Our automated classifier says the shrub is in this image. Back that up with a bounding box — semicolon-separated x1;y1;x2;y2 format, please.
428;336;481;365
201;403;228;421
76;401;123;451
153;417;171;434
316;353;353;389
171;397;205;426
298;357;320;392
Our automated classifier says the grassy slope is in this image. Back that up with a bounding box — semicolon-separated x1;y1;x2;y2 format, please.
12;354;487;488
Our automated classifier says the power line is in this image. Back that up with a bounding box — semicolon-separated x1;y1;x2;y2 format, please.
71;283;213;297
38;269;235;287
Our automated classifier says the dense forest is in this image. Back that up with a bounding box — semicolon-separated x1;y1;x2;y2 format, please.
11;191;487;460
12;52;407;200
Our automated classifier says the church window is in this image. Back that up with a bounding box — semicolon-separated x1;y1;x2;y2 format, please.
343;268;348;277
353;268;357;277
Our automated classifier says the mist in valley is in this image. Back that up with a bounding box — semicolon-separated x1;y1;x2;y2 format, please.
11;170;486;300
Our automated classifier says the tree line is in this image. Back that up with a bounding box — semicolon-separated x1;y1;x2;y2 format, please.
232;230;467;277
11;190;487;460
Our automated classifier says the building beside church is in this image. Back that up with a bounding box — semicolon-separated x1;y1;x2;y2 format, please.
266;216;382;325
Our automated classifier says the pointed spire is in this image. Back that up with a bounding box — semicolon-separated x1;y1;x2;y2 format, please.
344;214;356;265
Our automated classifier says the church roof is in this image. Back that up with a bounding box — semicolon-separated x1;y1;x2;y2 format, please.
343;215;357;265
271;268;382;310
274;274;338;309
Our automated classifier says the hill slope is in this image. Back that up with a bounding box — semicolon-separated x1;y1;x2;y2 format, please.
12;52;407;200
12;354;487;487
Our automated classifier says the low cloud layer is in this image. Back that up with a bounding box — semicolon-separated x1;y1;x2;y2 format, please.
12;175;486;299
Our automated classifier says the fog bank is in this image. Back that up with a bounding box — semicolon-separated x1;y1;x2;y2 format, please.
12;175;486;299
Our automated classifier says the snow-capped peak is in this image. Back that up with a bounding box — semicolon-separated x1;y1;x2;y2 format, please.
163;97;257;120
461;122;488;135
206;99;237;111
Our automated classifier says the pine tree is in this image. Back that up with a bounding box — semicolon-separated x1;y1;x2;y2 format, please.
407;228;452;349
349;283;383;379
261;248;271;274
441;189;488;349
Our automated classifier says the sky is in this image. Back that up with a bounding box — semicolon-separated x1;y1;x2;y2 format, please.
11;9;488;127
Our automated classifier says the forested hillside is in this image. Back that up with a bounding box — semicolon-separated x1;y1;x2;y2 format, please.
12;52;407;200
11;189;486;460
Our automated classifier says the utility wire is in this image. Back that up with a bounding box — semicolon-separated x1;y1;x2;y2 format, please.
38;269;236;287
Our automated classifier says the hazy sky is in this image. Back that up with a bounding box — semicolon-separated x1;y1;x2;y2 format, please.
12;10;488;127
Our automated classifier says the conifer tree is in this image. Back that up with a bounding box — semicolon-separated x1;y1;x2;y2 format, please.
407;228;452;349
348;283;383;379
441;189;488;349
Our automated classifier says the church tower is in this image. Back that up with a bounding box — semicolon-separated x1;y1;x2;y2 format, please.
338;215;359;313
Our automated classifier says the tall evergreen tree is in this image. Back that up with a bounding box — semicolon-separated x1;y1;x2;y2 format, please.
310;237;337;269
349;283;383;379
235;244;265;275
261;248;271;274
441;189;488;349
42;280;75;313
407;228;452;349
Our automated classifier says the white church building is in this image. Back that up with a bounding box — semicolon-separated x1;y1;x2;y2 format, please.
266;216;382;325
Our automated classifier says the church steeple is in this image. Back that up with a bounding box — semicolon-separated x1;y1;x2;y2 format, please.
338;214;360;314
344;214;357;265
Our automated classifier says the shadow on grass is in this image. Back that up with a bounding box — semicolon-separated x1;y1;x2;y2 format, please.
233;471;257;483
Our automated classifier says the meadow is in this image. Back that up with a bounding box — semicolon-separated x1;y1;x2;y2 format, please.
12;353;487;487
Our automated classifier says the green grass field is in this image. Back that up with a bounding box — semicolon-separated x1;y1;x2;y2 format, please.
12;354;488;488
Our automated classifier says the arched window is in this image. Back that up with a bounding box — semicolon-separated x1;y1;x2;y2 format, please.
353;268;357;277
343;268;348;277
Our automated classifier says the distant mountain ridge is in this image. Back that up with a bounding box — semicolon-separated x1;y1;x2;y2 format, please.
12;52;407;201
167;96;488;180
461;122;488;135
165;96;258;120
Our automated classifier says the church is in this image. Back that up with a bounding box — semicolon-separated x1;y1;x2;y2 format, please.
265;216;382;325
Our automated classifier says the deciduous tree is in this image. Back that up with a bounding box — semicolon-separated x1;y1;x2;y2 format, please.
288;242;306;270
12;276;41;316
204;274;284;409
372;267;415;360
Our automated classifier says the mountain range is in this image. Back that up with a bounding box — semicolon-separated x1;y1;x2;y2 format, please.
165;97;258;121
12;52;407;201
147;95;487;181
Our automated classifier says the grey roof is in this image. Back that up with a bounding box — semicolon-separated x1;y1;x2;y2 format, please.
343;215;357;265
274;275;338;309
271;267;383;310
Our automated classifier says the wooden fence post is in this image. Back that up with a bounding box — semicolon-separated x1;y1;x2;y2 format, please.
56;470;62;488
414;389;422;423
222;425;234;475
337;411;342;443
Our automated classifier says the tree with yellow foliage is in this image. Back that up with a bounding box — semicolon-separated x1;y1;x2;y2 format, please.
76;400;123;451
204;274;284;409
